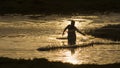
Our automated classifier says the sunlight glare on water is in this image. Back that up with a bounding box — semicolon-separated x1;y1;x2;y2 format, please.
63;50;81;64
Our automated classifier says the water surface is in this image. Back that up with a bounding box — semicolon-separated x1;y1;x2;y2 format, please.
0;13;120;65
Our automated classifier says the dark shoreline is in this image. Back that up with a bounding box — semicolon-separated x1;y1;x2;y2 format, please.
0;0;120;15
0;57;120;68
0;10;118;16
86;24;120;41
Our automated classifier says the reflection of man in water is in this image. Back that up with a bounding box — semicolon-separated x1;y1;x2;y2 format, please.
62;20;85;45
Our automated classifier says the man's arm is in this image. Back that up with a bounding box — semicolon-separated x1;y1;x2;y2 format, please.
76;28;86;36
62;25;68;36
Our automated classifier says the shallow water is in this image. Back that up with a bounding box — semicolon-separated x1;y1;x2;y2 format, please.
0;13;120;65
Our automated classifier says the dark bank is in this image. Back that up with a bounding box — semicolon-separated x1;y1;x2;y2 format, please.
0;0;120;14
0;57;120;68
85;24;120;41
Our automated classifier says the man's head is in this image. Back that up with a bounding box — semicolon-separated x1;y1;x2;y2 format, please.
71;20;75;26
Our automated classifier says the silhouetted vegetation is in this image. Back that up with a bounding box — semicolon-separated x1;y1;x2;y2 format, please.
0;57;120;68
86;24;120;41
0;0;120;14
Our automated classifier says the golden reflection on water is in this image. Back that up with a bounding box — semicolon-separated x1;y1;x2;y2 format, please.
63;50;79;64
62;48;84;65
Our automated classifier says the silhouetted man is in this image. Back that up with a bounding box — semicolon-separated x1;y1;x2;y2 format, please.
62;20;85;45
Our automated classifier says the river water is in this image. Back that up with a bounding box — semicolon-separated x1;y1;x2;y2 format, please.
0;13;120;65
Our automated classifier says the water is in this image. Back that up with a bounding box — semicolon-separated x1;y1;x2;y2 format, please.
0;13;120;65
